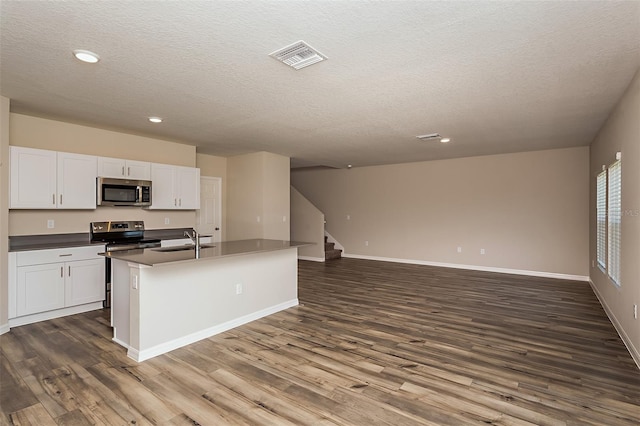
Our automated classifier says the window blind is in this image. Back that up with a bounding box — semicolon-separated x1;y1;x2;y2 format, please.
607;160;621;285
596;170;607;269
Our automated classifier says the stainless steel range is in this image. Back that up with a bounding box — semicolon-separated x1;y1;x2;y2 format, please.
90;221;161;307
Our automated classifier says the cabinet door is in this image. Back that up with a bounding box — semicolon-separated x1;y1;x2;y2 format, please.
16;263;65;316
65;259;105;306
10;146;57;209
176;166;200;209
97;156;126;178
125;160;151;180
57;152;97;209
149;163;176;209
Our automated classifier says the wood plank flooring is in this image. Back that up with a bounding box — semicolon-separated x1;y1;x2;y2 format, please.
1;258;639;425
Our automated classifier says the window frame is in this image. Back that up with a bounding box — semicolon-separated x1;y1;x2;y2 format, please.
607;159;622;286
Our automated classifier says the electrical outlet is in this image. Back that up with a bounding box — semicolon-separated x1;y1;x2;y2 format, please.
236;283;243;295
457;246;462;253
346;214;351;220
282;215;287;222
257;216;261;223
365;241;369;246
47;219;54;229
165;217;170;225
480;248;485;255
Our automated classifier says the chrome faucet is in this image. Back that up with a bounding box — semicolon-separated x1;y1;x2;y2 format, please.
185;229;201;257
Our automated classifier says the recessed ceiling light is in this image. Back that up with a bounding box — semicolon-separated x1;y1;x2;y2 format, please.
440;138;451;143
73;49;100;63
148;117;163;123
347;164;353;169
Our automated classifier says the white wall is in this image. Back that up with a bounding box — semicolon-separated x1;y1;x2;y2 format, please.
292;147;589;278
589;69;640;366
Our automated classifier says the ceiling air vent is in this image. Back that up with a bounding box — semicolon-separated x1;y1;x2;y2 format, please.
269;40;327;70
416;133;441;141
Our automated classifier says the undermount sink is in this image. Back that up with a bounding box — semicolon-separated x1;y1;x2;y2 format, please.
152;244;215;253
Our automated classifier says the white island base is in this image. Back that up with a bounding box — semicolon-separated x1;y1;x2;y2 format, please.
111;246;299;362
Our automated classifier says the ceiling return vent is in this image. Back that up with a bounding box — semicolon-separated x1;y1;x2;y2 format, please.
269;40;327;70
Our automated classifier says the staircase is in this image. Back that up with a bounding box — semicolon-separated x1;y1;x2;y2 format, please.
325;236;342;260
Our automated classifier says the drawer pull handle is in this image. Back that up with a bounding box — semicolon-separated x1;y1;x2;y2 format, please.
59;254;72;257
68;266;71;276
60;266;63;278
52;194;55;205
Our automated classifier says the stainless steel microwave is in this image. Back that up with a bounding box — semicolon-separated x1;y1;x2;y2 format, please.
97;177;152;207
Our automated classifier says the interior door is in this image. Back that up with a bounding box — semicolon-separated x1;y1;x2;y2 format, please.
196;176;222;242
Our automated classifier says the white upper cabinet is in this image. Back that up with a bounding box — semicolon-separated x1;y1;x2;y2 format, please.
98;157;151;180
149;163;200;210
10;146;57;208
149;163;175;209
57;152;98;209
10;146;97;209
176;166;200;210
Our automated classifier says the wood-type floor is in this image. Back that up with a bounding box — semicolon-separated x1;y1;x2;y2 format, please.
1;258;639;425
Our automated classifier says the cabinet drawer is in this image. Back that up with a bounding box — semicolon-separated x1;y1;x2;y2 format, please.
16;245;104;266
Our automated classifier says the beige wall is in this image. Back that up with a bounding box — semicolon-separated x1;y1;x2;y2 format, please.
11;114;196;166
8;114;197;235
292;146;589;277
227;152;264;240
291;186;325;260
589;69;640;364
196;153;228;241
262;152;290;240
227;152;290;241
0;97;10;330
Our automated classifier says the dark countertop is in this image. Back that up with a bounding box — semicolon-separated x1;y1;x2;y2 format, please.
102;239;310;267
9;228;196;252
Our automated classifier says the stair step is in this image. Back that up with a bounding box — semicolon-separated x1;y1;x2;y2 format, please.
325;242;335;251
325;248;342;260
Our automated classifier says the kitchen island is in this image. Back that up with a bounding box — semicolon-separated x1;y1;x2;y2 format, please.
104;239;307;362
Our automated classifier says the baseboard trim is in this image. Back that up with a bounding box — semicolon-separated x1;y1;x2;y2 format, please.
0;323;9;335
298;255;325;263
589;280;640;370
8;302;104;328
342;253;589;282
129;298;299;362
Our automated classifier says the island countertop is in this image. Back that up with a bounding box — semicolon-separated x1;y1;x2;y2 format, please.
102;239;310;266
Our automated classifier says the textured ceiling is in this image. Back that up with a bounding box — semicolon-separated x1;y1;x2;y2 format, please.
1;1;639;168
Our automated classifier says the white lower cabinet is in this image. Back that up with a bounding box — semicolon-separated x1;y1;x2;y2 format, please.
9;245;105;326
65;259;105;306
16;263;66;316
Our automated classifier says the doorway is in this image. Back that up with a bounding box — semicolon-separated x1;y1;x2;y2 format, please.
196;176;222;243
